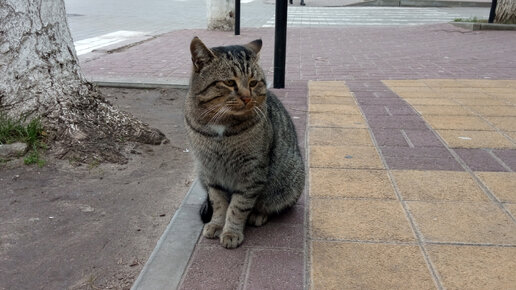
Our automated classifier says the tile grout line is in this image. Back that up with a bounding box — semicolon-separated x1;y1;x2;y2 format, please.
391;81;516;225
350;80;445;290
485;149;513;172
239;248;253;290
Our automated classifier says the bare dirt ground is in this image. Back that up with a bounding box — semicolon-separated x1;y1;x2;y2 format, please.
0;87;195;290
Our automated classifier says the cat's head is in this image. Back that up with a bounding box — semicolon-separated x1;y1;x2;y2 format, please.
187;37;267;125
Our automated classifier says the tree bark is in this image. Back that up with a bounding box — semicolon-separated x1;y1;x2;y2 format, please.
207;0;235;31
495;0;516;24
0;0;166;163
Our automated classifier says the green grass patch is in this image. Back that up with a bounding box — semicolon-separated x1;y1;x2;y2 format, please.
453;17;488;23
0;114;47;167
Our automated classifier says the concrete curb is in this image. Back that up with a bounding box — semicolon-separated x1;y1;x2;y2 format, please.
92;79;189;89
350;0;491;7
131;180;206;290
451;22;516;30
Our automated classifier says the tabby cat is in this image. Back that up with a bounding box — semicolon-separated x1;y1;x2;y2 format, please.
184;37;305;249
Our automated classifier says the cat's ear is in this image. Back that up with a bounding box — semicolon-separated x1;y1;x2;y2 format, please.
190;37;215;73
245;39;262;55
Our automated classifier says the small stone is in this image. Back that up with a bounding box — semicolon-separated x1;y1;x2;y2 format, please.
0;142;28;158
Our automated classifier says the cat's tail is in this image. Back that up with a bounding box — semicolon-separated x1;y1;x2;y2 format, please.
200;195;213;223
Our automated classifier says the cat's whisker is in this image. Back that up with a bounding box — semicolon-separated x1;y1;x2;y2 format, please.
200;103;223;119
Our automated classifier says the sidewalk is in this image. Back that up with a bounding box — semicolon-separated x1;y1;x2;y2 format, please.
80;23;516;289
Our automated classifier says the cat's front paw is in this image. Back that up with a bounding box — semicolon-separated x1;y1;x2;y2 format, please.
248;212;268;227
220;230;244;249
203;223;223;239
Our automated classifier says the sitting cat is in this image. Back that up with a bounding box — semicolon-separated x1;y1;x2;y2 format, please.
184;37;305;249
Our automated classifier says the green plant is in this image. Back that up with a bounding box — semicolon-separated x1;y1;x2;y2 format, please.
0;113;47;166
453;17;488;23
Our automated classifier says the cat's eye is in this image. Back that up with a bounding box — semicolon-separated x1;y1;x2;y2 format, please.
224;80;236;87
249;80;258;87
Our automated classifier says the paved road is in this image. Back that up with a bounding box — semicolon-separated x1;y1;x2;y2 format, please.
265;6;489;27
65;0;488;57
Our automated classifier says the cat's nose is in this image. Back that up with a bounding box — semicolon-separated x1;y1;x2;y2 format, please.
241;96;251;104
238;88;251;99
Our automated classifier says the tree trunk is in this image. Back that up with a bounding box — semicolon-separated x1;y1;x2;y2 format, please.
495;0;516;24
0;0;166;163
207;0;235;31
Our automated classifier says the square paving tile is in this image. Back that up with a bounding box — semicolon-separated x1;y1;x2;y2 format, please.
310;145;384;169
179;245;247;290
422;79;469;88
411;105;472;116
383;80;428;87
309;128;373;146
371;128;409;146
392;170;487;201
309;104;361;114
424;115;493;131
453;97;510;106
310;168;395;199
437;130;515;149
404;129;445;147
485;116;516;131
469;105;516;117
492;149;516;171
245;249;303;290
309;96;356;105
476;172;516;203
384;156;463;171
506;204;516;217
367;115;428;129
403;98;458;106
407;201;516;244
311;241;435;289
310;199;415;242
427;245;516;290
309;112;367;128
380;146;452;158
454;148;508;171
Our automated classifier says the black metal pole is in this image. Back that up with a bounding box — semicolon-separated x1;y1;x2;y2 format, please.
488;0;497;23
273;0;287;89
235;0;240;35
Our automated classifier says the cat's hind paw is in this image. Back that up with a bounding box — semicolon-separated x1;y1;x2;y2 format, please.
248;212;268;227
203;223;223;239
220;230;244;249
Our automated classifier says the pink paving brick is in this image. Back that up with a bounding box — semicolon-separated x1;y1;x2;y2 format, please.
493;149;516;171
179;245;248;290
454;149;509;172
244;249;304;290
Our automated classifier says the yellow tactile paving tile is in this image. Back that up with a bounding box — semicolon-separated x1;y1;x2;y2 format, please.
311;242;435;290
385;79;516;149
309;112;368;128
407;201;516;245
308;128;373;147
411;105;473;116
310;145;383;169
309;96;356;105
424;115;494;131
403;97;458;106
476;172;516;203
310;168;395;199
485;116;516;132
308;104;361;114
311;199;415;242
391;170;488;201
436;130;516;149
468;105;516;117
427;245;516;289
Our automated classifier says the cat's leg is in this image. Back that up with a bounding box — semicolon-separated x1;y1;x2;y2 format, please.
220;194;256;248
203;187;228;239
248;210;268;227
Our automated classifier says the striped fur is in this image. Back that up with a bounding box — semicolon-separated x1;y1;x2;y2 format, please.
184;37;305;249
